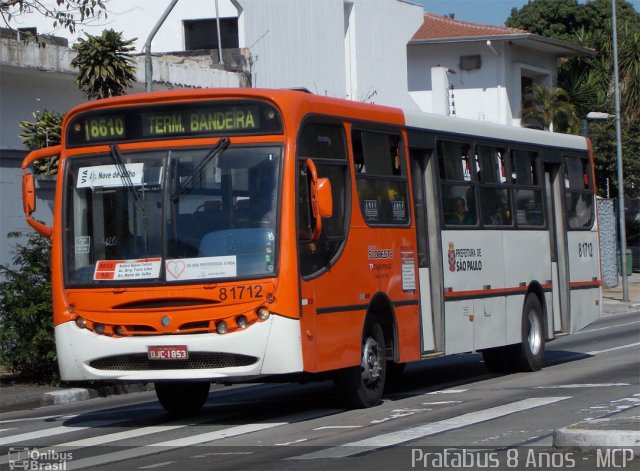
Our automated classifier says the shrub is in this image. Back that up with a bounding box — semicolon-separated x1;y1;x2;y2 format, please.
18;110;64;175
0;232;57;383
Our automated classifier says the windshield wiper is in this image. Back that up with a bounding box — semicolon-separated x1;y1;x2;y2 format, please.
109;144;145;212
173;137;230;200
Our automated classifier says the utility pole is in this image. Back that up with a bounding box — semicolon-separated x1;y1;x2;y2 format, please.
611;0;629;302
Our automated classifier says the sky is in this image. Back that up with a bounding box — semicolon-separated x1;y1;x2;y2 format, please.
415;0;640;27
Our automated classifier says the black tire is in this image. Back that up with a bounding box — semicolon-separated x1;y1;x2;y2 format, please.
154;381;210;415
481;347;511;373
335;321;386;408
511;294;545;372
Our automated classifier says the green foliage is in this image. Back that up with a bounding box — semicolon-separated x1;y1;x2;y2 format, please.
71;29;137;100
0;0;107;34
507;0;640;199
0;232;57;383
521;84;579;132
18;110;64;175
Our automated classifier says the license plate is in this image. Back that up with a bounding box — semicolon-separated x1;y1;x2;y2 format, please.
147;345;189;360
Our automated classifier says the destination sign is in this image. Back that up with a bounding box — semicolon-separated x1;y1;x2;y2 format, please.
67;100;282;146
141;106;259;137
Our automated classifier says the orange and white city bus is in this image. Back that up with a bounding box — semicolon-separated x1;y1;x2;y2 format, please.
21;89;601;413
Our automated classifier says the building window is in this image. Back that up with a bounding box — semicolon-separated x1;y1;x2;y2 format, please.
183;18;239;51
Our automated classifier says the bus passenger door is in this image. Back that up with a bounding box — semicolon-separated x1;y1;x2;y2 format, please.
545;163;570;334
410;145;444;354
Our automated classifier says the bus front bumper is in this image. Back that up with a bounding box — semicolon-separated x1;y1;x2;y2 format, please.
55;315;303;381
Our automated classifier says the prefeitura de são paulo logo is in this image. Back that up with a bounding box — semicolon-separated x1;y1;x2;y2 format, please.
448;242;455;272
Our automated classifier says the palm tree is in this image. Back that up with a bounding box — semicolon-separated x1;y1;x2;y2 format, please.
521;84;578;132
71;29;137;100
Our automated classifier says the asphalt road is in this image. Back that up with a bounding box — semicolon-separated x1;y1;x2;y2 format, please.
1;311;638;471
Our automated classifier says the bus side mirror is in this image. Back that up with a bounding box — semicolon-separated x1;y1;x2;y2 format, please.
306;158;333;240
21;145;60;238
23;173;36;215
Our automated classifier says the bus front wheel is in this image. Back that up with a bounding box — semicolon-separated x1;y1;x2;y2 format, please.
335;321;386;408
154;381;210;415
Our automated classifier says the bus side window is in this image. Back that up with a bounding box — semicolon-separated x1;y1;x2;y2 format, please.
564;156;594;229
477;144;512;226
437;139;477;227
353;130;409;226
511;149;544;227
297;122;348;277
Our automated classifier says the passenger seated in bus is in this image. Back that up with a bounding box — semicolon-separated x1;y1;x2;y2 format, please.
447;197;473;225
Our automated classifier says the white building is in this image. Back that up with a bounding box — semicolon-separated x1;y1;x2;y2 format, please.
408;13;594;125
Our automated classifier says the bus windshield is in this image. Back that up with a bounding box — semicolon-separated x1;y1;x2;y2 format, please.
64;144;281;286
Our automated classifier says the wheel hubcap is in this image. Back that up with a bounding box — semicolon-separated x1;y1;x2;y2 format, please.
527;309;542;355
361;336;383;385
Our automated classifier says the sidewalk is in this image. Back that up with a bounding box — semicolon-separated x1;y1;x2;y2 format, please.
601;272;640;315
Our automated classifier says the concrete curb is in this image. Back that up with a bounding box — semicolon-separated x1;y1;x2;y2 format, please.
1;383;154;412
553;416;640;456
41;388;91;406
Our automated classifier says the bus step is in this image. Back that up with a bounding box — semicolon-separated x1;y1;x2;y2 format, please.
421;351;445;360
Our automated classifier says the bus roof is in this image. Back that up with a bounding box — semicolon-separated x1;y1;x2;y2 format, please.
62;88;588;152
403;109;588;151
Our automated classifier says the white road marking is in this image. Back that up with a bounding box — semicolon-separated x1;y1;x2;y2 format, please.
275;438;308;446
536;383;630;389
588;341;640;355
66;422;287;470
0;420;116;446
289;397;571;460
313;426;363;430
426;389;468;395
190;452;253;458
576;320;640;334
138;461;176;469
0;414;78;425
421;401;462;405
0;416;222;466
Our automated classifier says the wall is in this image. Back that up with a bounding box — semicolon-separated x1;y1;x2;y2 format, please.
597;198;617;287
408;41;507;123
408;40;559;126
4;0;239;53
237;0;346;96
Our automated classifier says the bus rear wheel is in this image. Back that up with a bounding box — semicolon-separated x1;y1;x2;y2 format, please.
154;381;210;415
511;294;545;372
335;321;386;408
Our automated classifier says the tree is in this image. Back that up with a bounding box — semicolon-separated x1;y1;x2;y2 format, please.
18;110;65;175
0;232;56;382
521;84;578;132
507;0;640;199
71;29;136;100
0;0;107;33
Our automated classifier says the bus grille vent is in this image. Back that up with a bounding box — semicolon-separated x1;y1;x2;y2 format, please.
89;352;258;371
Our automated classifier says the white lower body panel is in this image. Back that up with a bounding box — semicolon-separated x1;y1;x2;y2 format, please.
55;315;303;381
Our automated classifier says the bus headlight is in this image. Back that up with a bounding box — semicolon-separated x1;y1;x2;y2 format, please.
94;323;105;335
257;307;270;321
216;321;228;334
75;317;87;329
